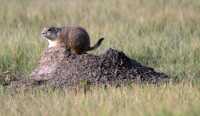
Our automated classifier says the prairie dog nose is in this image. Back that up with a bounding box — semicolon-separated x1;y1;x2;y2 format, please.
41;27;49;34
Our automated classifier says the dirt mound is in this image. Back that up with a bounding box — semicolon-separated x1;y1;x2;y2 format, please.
8;47;169;89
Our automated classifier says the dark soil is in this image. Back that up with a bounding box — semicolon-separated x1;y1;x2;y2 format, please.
6;47;169;90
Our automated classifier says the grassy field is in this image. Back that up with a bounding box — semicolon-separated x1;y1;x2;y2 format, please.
0;0;200;115
1;84;200;116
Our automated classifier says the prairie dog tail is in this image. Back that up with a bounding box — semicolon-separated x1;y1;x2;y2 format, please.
87;38;104;51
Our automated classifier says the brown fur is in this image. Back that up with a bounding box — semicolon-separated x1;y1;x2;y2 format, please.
41;26;104;54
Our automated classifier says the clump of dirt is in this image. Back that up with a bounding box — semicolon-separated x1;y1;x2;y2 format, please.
8;47;169;90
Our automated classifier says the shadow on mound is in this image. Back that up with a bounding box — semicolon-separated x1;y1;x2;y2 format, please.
8;47;169;89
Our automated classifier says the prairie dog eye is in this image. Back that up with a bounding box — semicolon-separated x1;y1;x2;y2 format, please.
48;27;56;32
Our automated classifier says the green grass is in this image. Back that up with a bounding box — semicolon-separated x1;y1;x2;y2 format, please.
1;84;200;116
0;0;200;115
1;0;200;79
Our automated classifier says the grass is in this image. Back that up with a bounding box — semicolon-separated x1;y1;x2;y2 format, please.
0;84;200;116
0;0;200;79
0;0;200;115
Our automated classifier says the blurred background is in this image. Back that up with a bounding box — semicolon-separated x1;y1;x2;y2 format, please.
0;0;200;81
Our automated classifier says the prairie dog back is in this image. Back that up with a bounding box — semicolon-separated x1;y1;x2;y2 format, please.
41;26;104;54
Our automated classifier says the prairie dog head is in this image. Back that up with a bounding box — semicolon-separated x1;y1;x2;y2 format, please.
41;27;62;47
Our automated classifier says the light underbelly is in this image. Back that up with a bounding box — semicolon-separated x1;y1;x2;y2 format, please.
48;40;59;48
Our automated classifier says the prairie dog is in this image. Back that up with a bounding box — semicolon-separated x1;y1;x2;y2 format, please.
41;26;104;54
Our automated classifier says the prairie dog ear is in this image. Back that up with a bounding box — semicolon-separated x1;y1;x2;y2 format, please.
56;30;61;36
56;28;62;36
